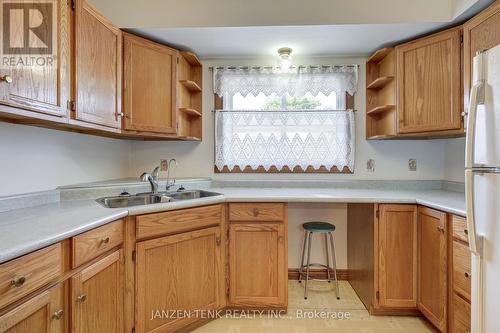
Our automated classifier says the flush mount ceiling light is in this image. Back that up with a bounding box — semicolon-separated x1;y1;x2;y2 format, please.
278;47;292;70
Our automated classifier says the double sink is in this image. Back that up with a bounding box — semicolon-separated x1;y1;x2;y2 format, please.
96;190;223;208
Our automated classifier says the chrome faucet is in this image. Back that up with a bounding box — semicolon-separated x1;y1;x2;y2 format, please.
140;166;160;193
166;158;178;191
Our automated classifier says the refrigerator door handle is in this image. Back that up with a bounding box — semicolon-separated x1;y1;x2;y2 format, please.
465;52;485;169
465;170;483;256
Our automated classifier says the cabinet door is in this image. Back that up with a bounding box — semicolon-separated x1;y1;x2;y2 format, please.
0;0;69;118
71;250;123;333
396;27;462;134
377;204;418;308
463;1;500;111
136;226;223;333
74;0;122;128
418;207;447;331
0;284;64;333
123;33;177;134
228;223;287;308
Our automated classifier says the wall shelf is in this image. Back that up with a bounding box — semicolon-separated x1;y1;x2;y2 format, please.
180;80;202;92
179;107;202;117
180;51;202;67
367;76;394;89
367;104;395;116
367;48;393;63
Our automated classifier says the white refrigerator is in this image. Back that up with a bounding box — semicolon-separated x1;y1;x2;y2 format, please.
465;44;500;333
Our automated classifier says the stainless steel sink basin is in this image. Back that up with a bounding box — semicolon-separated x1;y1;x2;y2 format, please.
96;190;222;208
96;193;173;208
164;190;222;201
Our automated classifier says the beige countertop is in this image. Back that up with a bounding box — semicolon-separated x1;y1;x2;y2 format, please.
0;184;465;264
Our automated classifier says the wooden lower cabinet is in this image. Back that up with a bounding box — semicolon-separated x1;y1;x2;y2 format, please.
135;226;223;333
376;204;418;309
418;207;447;331
228;223;287;308
0;284;65;333
71;250;123;333
451;293;471;333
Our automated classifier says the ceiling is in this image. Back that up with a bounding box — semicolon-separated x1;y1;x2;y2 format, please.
91;0;494;58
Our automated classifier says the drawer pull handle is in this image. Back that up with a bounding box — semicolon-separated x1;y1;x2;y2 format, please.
0;75;12;84
253;208;259;216
100;236;110;245
76;294;87;303
52;309;64;320
10;276;26;288
464;272;470;278
464;229;468;235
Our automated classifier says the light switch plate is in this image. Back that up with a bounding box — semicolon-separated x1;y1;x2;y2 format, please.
408;159;417;171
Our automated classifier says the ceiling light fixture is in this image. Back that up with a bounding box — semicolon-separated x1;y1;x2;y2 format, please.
278;47;292;71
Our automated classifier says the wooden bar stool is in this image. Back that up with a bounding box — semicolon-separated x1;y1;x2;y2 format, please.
299;222;340;300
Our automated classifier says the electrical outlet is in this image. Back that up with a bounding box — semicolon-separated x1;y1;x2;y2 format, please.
408;158;417;171
367;159;375;172
160;159;169;172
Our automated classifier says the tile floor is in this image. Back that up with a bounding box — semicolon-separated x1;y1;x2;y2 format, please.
193;281;437;333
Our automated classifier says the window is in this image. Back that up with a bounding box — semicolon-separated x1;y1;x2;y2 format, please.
214;66;358;173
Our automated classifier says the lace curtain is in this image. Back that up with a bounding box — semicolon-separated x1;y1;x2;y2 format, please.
214;66;358;172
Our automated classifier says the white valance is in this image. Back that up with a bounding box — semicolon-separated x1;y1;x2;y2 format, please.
213;66;358;98
215;110;355;172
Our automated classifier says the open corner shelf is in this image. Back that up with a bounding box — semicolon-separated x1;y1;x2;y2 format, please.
179;107;202;117
367;47;393;63
180;51;202;67
367;104;395;116
367;76;394;89
180;80;202;92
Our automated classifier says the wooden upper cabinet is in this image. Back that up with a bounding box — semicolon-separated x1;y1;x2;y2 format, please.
0;0;69;118
0;284;65;333
418;207;447;332
228;223;287;308
376;204;418;309
135;227;223;333
396;27;463;134
71;250;123;333
73;0;122;128
123;33;178;134
463;0;500;110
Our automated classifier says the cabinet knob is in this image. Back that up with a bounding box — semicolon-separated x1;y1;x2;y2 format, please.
115;112;124;117
253;208;259;216
76;294;87;303
10;276;26;288
278;236;284;243
464;272;470;278
437;225;445;232
464;229;468;235
52;309;64;320
100;236;110;245
215;237;221;246
0;75;12;84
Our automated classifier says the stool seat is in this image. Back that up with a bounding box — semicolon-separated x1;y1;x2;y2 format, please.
303;222;336;233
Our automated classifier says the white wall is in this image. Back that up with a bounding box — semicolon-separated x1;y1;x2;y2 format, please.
130;56;464;182
0;122;131;196
444;138;466;182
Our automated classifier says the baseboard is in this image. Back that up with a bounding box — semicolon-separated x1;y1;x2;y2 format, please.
288;268;350;280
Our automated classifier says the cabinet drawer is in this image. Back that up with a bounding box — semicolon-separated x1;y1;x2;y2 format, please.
452;293;471;333
229;203;285;222
0;243;62;309
72;219;124;268
453;240;471;301
136;205;222;240
452;215;469;243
